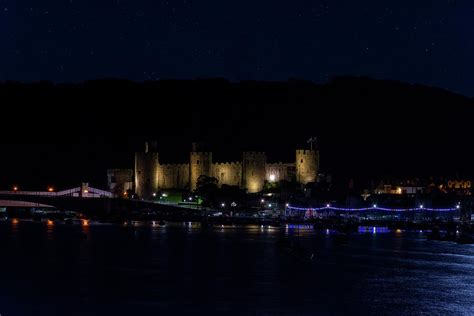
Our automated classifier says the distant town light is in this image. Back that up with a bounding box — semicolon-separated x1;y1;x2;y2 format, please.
373;204;377;208
48;187;54;192
221;203;225;207
162;193;168;197
188;197;192;201
13;186;18;191
285;203;289;207
83;190;88;194
261;199;265;203
326;204;330;208
456;205;460;209
152;193;156;197
269;174;276;182
397;187;402;194
268;204;272;208
419;204;424;209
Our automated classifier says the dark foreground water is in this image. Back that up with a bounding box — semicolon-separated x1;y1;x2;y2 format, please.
1;221;474;316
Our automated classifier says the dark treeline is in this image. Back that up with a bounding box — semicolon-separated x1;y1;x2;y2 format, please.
1;76;473;189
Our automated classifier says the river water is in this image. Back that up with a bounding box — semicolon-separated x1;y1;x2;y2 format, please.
0;221;473;315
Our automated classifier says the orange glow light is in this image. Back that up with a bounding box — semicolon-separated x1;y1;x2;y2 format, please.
13;186;18;191
12;218;19;224
48;187;54;192
47;219;54;225
82;219;89;226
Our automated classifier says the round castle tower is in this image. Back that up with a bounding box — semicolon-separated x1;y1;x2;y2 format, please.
296;149;319;184
134;141;160;199
190;142;213;192
242;152;266;193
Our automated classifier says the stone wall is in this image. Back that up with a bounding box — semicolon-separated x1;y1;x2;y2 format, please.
265;163;295;183
158;163;190;189
213;162;242;187
107;169;134;196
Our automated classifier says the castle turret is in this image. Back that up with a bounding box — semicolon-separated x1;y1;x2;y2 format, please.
134;141;160;199
242;152;266;193
296;149;318;184
190;142;213;191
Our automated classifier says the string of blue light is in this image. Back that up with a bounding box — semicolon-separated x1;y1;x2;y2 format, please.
287;205;459;212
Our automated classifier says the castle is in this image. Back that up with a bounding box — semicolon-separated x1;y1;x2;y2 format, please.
108;141;319;199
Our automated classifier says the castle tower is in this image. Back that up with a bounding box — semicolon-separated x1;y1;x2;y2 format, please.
190;142;213;191
242;152;266;193
134;141;160;199
296;149;319;184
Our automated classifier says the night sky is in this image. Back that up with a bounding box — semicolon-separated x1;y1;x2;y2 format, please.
2;0;473;96
1;0;473;190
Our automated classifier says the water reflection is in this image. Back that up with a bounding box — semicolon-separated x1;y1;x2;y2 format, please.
46;219;55;240
1;219;474;315
358;226;390;234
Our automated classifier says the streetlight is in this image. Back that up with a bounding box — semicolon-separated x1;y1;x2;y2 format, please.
48;187;54;192
13;186;18;192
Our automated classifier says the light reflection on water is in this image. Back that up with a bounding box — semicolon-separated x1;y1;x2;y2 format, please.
358;226;391;234
1;220;474;315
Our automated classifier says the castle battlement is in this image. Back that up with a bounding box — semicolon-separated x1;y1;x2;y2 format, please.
190;151;212;156
213;161;242;166
159;163;189;168
266;161;285;165
243;151;266;156
296;149;317;155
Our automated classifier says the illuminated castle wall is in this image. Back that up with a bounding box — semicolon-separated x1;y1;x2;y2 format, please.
134;142;319;199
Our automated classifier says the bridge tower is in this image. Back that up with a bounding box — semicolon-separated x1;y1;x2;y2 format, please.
189;142;213;192
242;152;266;193
134;141;160;199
